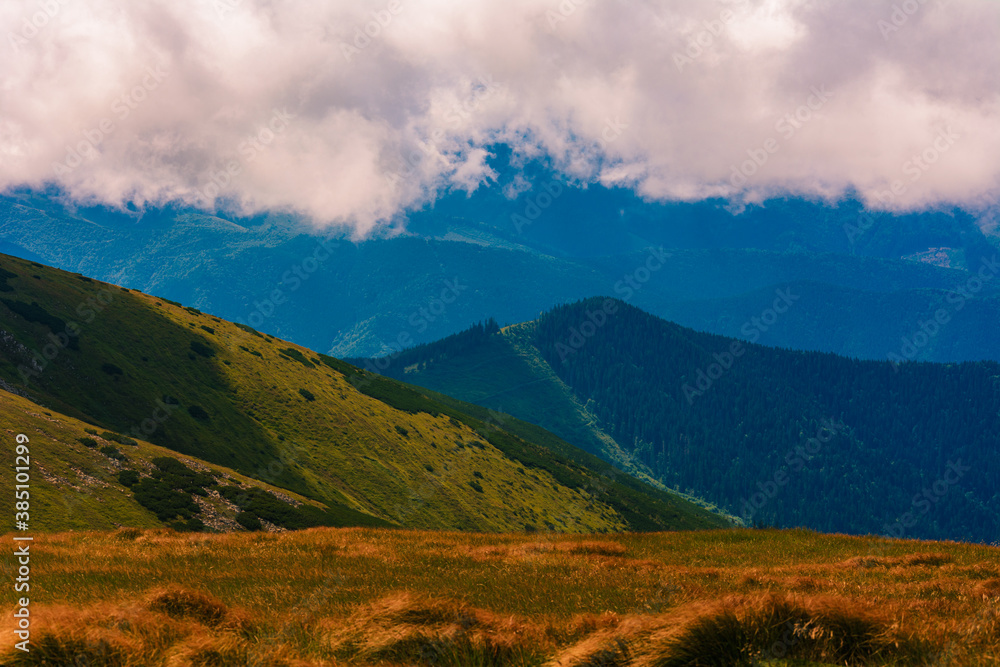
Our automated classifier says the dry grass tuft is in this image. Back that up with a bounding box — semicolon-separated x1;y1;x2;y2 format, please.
13;633;128;667
547;616;664;667
559;612;623;641
641;594;924;666
161;633;313;667
781;575;826;592
145;586;230;628
325;591;547;666
162;632;249;667
112;526;144;541
3;603;194;666
975;579;1000;598
3;591;265;666
899;552;955;567
548;637;634;667
565;541;628;557
469;539;628;562
840;551;954;569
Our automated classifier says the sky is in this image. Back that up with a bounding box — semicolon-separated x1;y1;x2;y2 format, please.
1;0;998;236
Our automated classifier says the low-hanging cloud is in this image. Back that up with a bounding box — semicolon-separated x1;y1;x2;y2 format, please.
1;0;998;236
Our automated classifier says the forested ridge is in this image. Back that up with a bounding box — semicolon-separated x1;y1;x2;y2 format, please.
532;298;1000;540
369;298;1000;541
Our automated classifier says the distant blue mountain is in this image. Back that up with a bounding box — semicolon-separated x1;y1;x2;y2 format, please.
1;156;997;361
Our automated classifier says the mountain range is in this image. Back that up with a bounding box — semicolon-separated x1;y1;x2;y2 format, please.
2;172;998;364
360;298;1000;543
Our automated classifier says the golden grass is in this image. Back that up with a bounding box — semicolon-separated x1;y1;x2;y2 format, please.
2;527;999;665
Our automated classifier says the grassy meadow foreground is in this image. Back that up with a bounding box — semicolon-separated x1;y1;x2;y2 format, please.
2;528;998;666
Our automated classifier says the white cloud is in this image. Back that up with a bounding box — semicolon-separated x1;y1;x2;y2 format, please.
0;0;998;235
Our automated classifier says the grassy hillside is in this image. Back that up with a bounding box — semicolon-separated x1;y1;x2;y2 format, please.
352;321;708;508
357;323;624;464
0;253;725;533
0;391;383;532
2;526;998;665
363;300;1000;542
311;354;731;532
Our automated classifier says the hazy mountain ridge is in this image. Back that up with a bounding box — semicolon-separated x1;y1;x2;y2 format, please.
3;190;998;363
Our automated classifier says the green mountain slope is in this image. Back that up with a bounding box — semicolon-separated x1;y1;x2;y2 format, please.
362;299;1000;542
0;254;727;533
0;390;383;532
354;321;669;491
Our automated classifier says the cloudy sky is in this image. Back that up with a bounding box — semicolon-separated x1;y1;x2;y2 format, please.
1;0;998;235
